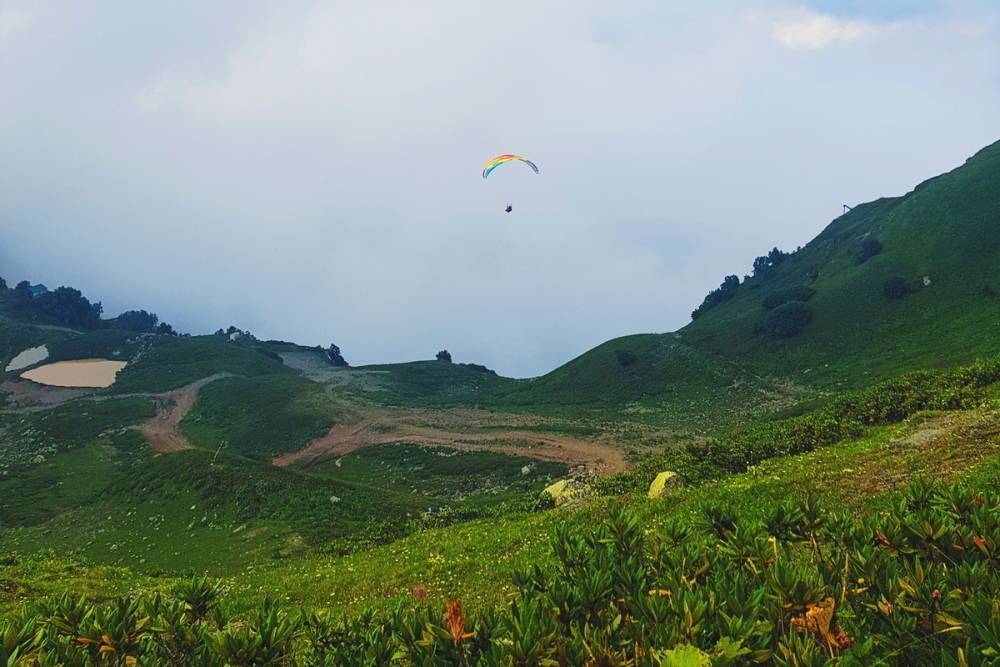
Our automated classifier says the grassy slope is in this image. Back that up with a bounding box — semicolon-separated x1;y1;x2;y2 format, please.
681;140;1000;385
180;374;338;460
223;399;1000;615
0;319;76;371
110;335;293;394
410;140;998;419
351;360;514;407
5;397;996;617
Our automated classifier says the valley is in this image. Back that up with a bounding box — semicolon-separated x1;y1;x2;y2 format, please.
1;141;999;664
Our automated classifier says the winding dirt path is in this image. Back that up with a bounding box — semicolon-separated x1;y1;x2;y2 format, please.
272;418;627;475
139;374;230;453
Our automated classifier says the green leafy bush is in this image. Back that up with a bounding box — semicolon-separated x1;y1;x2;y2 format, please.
2;481;996;665
761;286;816;311
883;276;912;300
595;357;1000;492
855;237;882;265
761;301;812;337
615;349;639;367
691;275;740;320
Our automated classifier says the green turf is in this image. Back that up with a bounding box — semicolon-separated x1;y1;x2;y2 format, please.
306;443;567;505
680;140;1000;386
0;319;76;374
180;374;338;460
109;335;293;394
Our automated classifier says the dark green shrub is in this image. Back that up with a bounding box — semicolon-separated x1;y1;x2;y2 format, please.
761;301;811;337
11;285;103;329
436;350;452;363
691;275;740;319
883;276;912;300
752;247;789;278
4;480;996;665
615;349;638;367
855;237;882;264
761;286;816;311
327;343;348;367
593;357;1000;490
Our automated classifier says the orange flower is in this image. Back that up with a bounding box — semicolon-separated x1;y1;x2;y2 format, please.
444;599;475;643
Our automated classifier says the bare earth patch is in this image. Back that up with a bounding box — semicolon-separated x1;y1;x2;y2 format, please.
273;412;627;476
0;379;92;410
139;374;230;453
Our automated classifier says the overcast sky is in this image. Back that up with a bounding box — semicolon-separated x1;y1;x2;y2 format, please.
2;1;998;376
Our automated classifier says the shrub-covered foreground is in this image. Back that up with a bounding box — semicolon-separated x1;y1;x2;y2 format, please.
2;481;997;665
597;357;1000;495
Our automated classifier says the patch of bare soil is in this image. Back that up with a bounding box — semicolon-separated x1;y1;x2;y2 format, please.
139;374;230;453
272;411;627;476
0;379;92;410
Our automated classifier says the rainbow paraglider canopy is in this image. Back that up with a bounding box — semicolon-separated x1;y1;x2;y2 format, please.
482;154;539;179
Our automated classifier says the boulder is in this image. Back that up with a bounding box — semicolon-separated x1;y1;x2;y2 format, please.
543;479;586;507
647;471;682;498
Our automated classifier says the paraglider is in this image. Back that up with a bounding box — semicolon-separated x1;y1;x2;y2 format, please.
483;154;539;179
484;154;538;214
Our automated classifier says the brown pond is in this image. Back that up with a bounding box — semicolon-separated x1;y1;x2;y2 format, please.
20;359;127;388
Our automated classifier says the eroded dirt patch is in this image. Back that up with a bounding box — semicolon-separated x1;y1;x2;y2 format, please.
0;379;92;410
273;411;627;475
139;374;230;453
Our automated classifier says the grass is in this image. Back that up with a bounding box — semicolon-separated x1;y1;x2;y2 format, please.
0;396;155;476
180;374;339;460
306;443;567;505
213;405;1000;616
2;391;997;619
1;402;563;582
351;361;513;407
0;319;76;374
681;140;1000;387
0;436;140;528
109;335;292;394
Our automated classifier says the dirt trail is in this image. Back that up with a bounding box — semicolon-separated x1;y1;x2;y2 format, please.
273;418;627;475
139;374;230;453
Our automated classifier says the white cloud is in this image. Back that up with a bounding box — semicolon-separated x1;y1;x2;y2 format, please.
0;4;33;46
2;1;999;376
772;11;873;49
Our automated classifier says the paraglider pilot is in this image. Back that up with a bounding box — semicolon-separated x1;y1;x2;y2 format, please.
505;204;513;213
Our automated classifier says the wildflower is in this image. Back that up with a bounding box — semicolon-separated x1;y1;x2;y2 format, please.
790;597;852;652
444;599;474;643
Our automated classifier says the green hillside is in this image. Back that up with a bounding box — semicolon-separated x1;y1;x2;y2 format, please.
683;140;1000;383
493;140;1000;417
